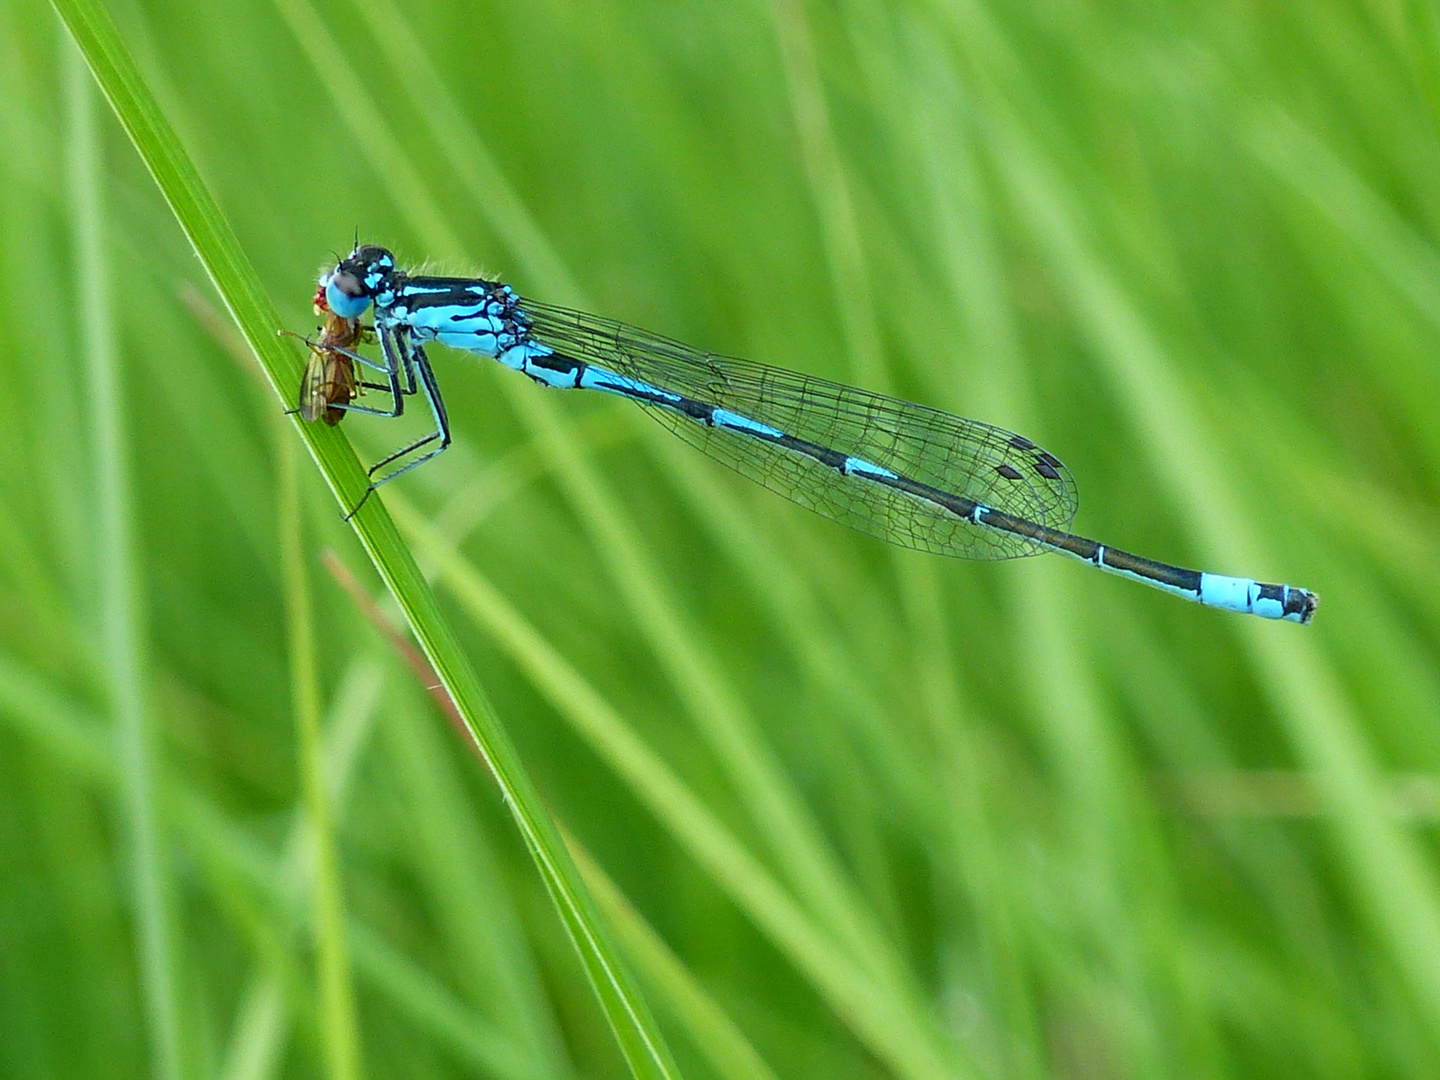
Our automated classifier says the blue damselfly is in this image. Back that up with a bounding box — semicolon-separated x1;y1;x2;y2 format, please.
302;244;1318;623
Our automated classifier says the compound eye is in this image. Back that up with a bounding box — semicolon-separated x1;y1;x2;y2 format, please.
330;270;365;298
324;268;374;319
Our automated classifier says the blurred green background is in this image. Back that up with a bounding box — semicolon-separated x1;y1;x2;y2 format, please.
4;0;1440;1077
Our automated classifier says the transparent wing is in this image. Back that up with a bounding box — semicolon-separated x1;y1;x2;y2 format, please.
522;300;1078;560
300;344;358;425
298;349;332;423
299;313;363;425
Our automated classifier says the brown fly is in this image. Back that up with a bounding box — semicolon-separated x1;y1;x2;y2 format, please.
297;283;373;425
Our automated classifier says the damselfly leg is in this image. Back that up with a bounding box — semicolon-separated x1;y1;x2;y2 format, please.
342;327;452;520
364;329;452;482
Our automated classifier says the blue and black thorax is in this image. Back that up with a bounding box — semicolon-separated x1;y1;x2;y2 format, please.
323;245;541;365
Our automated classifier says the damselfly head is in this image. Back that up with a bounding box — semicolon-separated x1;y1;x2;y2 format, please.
321;244;397;319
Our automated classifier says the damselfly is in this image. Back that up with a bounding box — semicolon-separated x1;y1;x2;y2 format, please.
306;244;1318;623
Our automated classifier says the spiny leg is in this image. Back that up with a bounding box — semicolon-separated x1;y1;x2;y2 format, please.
353;326;407;418
357;341;415;395
366;340;450;482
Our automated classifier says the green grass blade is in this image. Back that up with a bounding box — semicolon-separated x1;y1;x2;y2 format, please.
0;644;565;1080
986;98;1440;1034
325;546;763;1080
338;0;584;302
50;3;680;1076
768;0;886;390
220;658;385;1080
63;36;185;1080
387;492;969;1080
219;972;288;1080
567;835;781;1080
277;427;364;1080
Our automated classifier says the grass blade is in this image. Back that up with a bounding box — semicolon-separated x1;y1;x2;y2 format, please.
987;96;1440;1034
50;3;680;1075
277;425;364;1080
63;34;185;1080
568;836;782;1080
386;492;967;1080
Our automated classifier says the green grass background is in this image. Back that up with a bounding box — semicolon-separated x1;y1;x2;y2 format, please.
4;0;1440;1077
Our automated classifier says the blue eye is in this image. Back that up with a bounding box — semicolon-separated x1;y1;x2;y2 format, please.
325;272;372;318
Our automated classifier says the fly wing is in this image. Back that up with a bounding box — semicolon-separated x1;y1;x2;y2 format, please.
319;349;357;426
522;300;1078;561
298;349;331;423
297;311;365;425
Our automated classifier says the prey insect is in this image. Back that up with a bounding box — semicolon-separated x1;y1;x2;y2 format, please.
296;284;373;424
